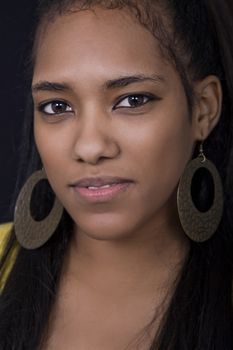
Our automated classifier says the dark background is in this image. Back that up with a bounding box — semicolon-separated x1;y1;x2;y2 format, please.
0;2;37;223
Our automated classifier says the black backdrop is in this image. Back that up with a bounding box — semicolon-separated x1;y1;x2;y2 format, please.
0;2;37;223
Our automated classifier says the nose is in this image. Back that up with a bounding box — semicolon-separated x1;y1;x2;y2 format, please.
72;113;120;165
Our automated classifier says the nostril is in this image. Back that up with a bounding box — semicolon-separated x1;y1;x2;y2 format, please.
73;140;120;165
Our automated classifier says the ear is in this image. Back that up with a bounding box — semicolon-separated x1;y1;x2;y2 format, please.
192;75;222;140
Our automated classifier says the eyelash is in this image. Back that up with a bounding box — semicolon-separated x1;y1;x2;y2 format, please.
37;100;73;116
113;93;158;110
37;93;159;116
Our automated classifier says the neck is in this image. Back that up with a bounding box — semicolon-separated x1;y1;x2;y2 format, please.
62;214;190;299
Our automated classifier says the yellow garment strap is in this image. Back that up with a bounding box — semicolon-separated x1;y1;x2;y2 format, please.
0;223;20;292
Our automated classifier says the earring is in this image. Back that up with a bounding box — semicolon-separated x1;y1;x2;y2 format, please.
177;142;223;242
14;169;63;249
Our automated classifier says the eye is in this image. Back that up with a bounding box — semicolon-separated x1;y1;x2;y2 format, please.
38;100;73;115
114;94;156;109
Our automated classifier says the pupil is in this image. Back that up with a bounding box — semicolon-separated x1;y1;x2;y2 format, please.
129;95;144;107
52;102;66;113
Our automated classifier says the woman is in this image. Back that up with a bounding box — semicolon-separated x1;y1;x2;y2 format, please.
0;0;233;349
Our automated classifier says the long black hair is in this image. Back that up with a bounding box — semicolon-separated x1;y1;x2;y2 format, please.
0;1;233;349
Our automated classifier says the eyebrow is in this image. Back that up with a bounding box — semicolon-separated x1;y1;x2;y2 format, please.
105;74;165;89
32;74;165;93
32;81;71;93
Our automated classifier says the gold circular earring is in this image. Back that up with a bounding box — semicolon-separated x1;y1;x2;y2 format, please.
177;142;223;242
14;169;63;249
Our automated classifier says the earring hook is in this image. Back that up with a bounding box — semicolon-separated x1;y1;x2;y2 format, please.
198;141;206;163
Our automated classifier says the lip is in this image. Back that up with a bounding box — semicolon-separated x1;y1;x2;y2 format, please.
70;176;134;203
71;176;134;188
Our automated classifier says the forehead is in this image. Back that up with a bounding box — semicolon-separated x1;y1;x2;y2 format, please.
33;7;172;83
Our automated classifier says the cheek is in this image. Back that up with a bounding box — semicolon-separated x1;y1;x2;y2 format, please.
34;116;73;158
33;120;72;188
122;109;194;204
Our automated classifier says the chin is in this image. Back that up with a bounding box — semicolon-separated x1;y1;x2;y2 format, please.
72;212;139;242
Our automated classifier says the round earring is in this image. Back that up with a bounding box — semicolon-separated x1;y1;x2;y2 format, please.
177;143;223;242
14;169;63;249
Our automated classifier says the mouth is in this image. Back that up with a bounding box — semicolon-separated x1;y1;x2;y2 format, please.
70;176;134;203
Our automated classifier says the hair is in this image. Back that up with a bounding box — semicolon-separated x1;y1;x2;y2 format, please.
0;0;233;349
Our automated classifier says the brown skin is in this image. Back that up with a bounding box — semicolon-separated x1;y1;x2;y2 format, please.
32;7;222;350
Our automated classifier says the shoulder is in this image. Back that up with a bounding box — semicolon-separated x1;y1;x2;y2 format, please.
0;222;14;255
0;222;13;235
0;223;19;292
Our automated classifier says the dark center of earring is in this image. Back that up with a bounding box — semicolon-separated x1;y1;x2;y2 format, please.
30;179;55;221
191;167;215;212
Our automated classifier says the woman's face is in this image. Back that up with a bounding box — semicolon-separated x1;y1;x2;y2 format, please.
32;7;197;241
